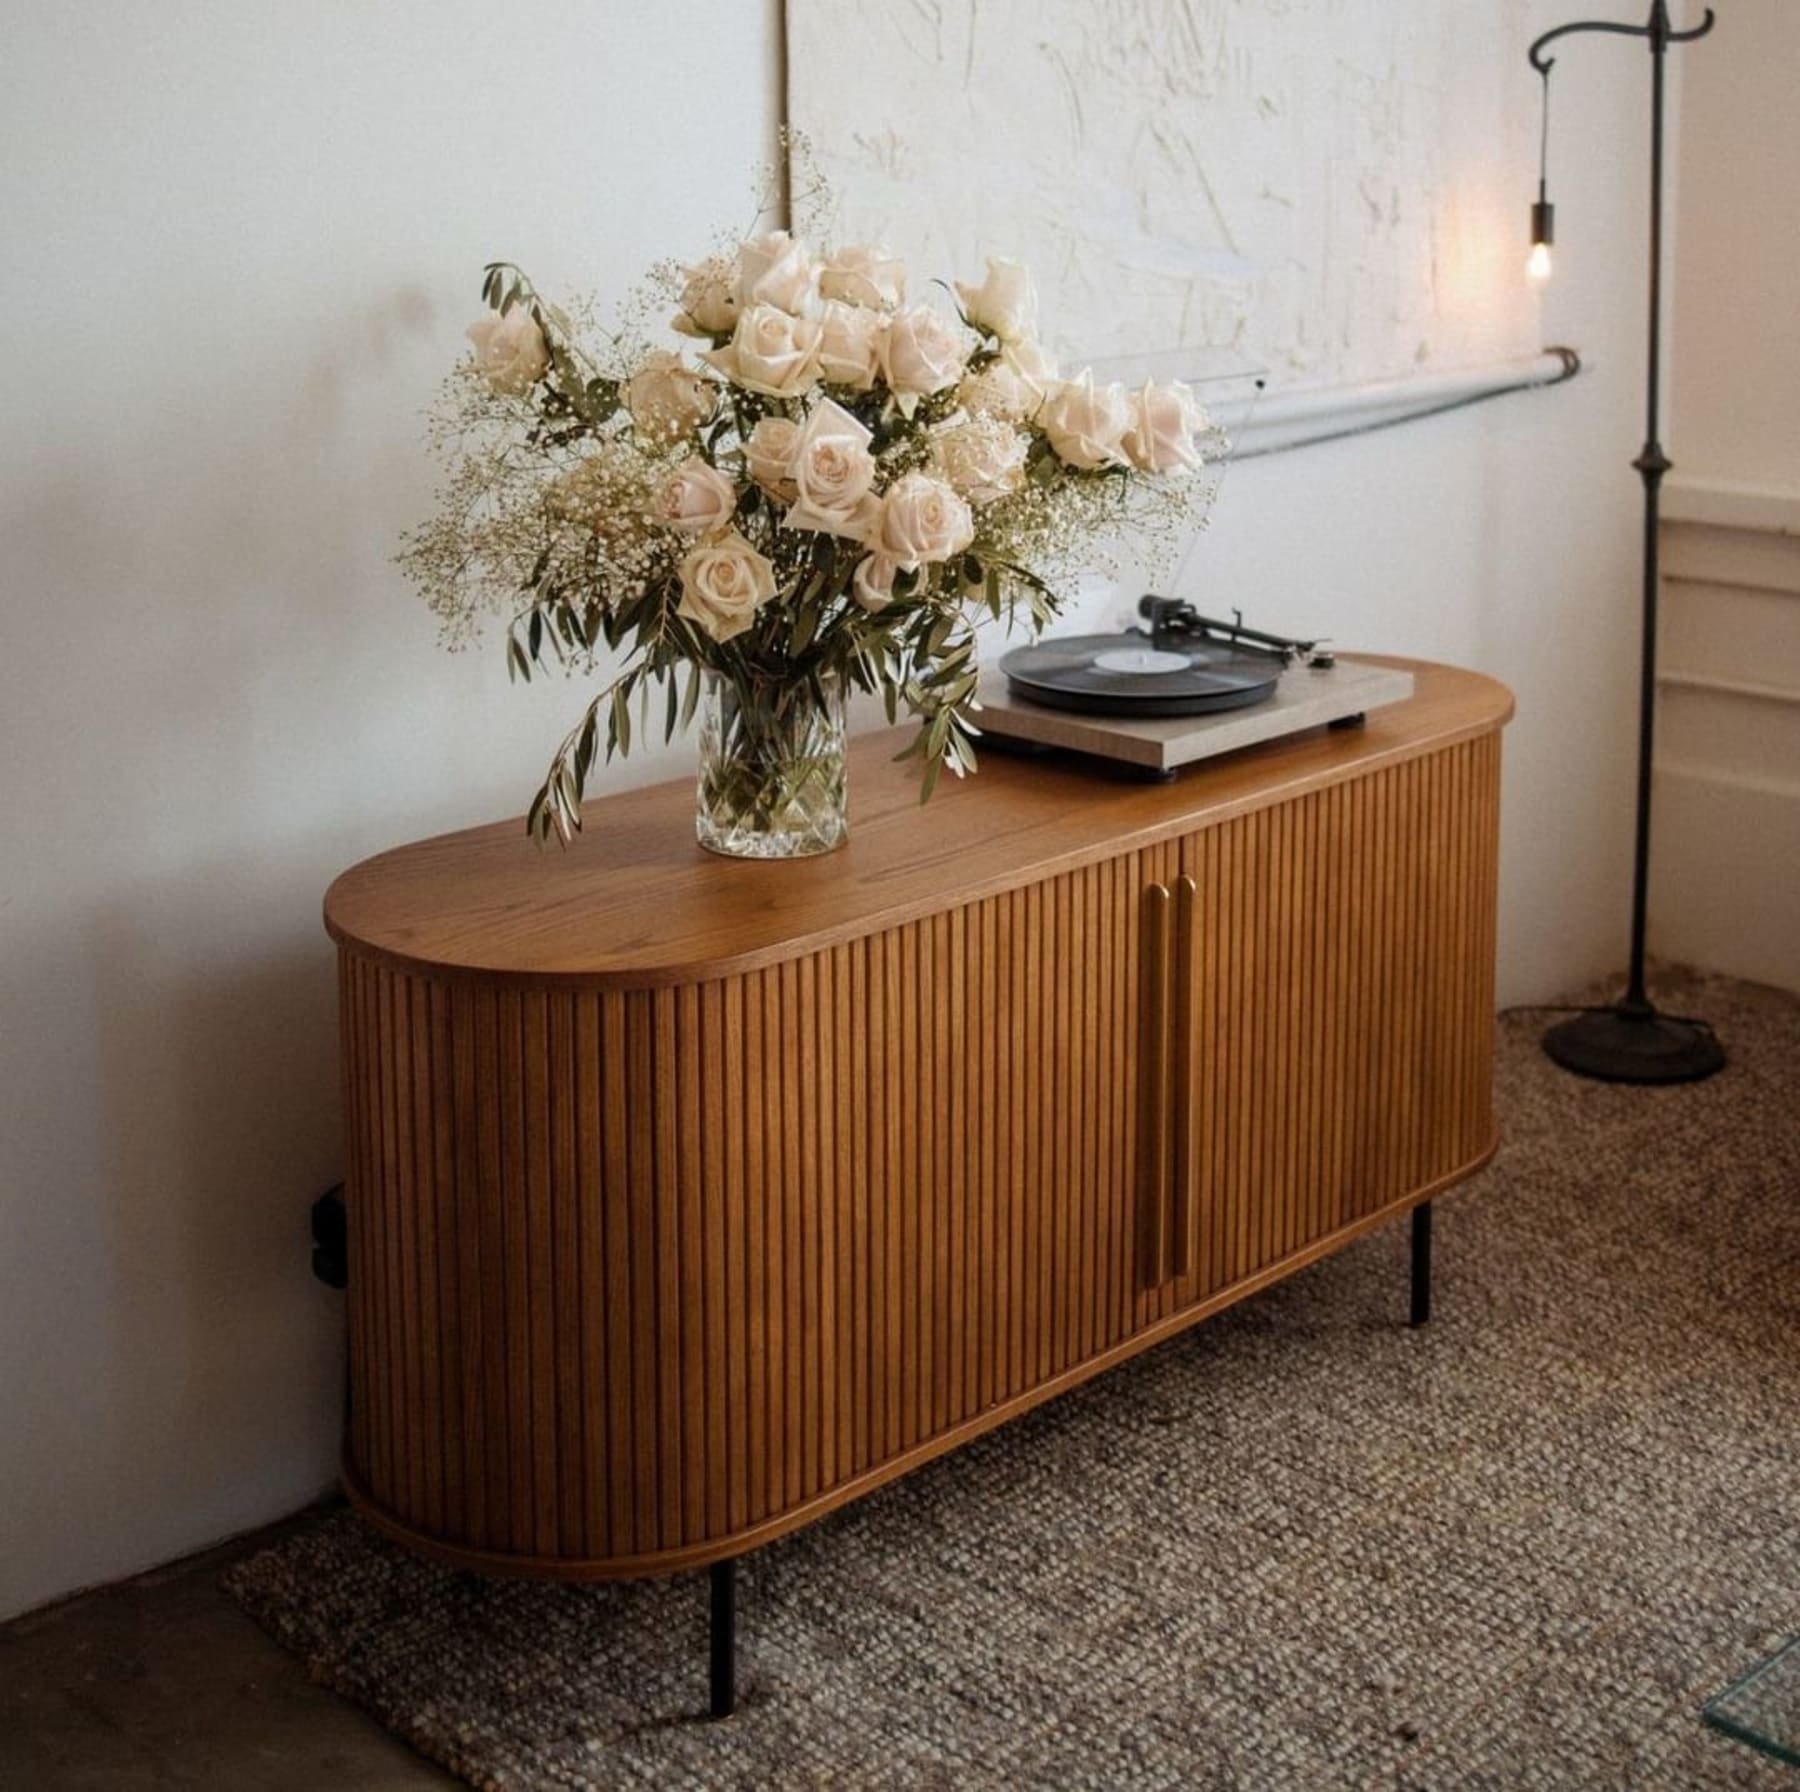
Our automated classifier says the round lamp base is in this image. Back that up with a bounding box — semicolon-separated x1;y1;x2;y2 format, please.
1542;1003;1725;1085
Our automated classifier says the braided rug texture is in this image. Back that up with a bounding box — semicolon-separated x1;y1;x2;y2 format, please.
227;969;1800;1790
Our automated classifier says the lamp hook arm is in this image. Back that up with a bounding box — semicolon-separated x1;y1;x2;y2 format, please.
1529;5;1714;74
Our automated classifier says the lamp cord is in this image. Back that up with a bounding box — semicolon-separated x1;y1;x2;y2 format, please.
1538;63;1552;197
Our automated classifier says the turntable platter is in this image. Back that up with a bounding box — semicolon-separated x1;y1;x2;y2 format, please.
999;632;1281;717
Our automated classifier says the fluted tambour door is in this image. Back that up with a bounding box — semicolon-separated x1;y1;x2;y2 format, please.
340;855;1161;1575
1137;730;1501;1326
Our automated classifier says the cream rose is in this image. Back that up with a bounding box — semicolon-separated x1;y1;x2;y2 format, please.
852;553;899;613
930;415;1029;505
703;305;821;400
676;529;777;644
783;398;878;539
734;230;818;315
819;243;906;310
623;351;716;442
959;336;1057;420
740;417;798;503
1122;380;1210;474
465;307;549;396
744;416;801;502
1040;370;1132;470
959;360;1033;421
879;305;967;413
816;300;884;390
653;457;739;535
1003;337;1059;396
954;256;1038;345
671;255;739;338
870;471;975;570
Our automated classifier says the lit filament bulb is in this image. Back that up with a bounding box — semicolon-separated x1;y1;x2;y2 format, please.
1528;196;1554;282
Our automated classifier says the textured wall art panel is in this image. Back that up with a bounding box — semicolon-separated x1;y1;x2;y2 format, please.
788;0;1539;391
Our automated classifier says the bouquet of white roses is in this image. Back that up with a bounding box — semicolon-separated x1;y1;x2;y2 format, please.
403;220;1218;848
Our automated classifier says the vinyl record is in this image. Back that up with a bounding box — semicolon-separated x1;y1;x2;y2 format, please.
1000;632;1281;717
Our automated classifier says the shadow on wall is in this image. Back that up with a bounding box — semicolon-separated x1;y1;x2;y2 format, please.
91;879;347;1553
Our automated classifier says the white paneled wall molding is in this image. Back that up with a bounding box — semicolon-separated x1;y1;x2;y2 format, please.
1651;500;1800;994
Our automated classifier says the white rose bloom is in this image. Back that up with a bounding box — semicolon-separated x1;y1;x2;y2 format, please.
816;301;884;391
852;553;899;613
871;471;976;570
1003;337;1059;398
623;351;716;442
744;416;801;502
653;456;739;535
958;359;1035;421
1040;370;1132;470
676;529;777;644
734;230;819;315
954;256;1039;344
703;305;821;400
931;415;1029;505
466;307;549;396
672;255;739;338
783;398;879;539
879;306;966;411
819;243;906;310
1122;380;1210;474
962;337;1058;420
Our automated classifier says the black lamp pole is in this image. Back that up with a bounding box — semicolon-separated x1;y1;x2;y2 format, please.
1528;0;1725;1084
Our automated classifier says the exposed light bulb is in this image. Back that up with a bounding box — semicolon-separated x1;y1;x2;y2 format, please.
1527;240;1554;282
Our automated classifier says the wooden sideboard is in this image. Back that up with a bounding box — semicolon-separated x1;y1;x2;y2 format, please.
324;656;1511;1714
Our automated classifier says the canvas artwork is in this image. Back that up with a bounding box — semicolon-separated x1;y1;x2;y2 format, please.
787;0;1541;394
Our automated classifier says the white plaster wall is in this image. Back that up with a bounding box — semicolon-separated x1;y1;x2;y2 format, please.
1652;0;1800;992
0;0;1657;1621
0;0;781;1623
1670;0;1800;498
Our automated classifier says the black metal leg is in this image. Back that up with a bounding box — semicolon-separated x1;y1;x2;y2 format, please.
1410;1201;1432;1328
708;1557;736;1719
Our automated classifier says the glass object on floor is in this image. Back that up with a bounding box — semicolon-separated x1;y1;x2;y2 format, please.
1703;1633;1800;1768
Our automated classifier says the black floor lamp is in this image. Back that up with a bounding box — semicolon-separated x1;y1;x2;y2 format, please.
1526;0;1725;1084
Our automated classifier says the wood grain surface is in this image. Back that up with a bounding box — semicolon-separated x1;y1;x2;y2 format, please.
334;660;1509;1580
325;658;1511;989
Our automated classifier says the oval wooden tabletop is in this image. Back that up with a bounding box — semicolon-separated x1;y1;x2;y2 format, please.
324;656;1513;989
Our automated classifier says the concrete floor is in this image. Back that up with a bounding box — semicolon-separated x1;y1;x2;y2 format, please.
0;1514;453;1790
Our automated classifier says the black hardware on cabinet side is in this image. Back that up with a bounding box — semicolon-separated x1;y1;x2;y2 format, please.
311;1185;348;1289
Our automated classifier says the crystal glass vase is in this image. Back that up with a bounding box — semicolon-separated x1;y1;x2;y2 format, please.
696;670;848;859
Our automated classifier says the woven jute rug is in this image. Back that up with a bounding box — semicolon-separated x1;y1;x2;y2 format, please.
227;969;1800;1790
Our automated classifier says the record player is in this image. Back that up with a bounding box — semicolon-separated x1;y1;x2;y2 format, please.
980;597;1414;778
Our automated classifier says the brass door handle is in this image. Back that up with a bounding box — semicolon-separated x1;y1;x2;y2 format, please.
1171;874;1197;1279
1139;881;1171;1286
